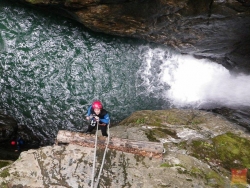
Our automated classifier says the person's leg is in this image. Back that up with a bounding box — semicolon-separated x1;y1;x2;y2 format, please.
100;125;108;137
85;121;97;133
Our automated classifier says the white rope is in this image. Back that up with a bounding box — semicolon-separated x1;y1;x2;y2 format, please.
90;121;99;188
90;121;110;188
95;122;110;188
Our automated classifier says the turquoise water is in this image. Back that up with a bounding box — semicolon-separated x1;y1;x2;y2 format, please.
1;1;250;141
0;1;170;140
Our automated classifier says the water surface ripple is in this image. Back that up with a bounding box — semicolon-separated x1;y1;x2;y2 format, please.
1;1;250;142
0;1;169;140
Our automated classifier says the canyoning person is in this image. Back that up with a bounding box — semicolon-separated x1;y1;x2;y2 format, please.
85;100;110;136
16;137;24;152
10;136;24;152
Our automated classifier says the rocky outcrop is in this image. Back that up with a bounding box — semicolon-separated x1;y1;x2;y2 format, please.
15;0;250;73
1;109;250;187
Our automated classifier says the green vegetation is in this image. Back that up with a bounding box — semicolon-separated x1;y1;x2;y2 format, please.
204;171;225;187
0;161;12;169
160;162;225;186
0;182;8;188
191;132;250;169
0;168;10;178
136;118;145;124
160;163;173;167
145;130;159;142
119;109;205;127
190;132;250;183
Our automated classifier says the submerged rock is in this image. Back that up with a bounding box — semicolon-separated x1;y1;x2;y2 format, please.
1;109;250;187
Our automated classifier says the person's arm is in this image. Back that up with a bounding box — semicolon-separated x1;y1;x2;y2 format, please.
86;106;92;120
100;113;110;124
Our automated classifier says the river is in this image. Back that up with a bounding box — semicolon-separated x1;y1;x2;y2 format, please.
1;1;250;142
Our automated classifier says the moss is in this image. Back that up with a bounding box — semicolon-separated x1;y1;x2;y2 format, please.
145;130;158;142
212;133;250;169
0;168;10;178
0;182;8;188
165;113;185;125
190;132;250;183
135;118;145;124
177;141;188;150
0;161;12;169
144;127;178;142
160;163;173;167
187;167;225;187
155;128;178;138
205;171;224;187
119;110;205;128
190;167;203;178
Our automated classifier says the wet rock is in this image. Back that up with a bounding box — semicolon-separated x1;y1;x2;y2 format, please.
211;106;250;130
14;0;250;73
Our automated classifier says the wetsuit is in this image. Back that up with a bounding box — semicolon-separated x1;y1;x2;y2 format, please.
85;106;110;136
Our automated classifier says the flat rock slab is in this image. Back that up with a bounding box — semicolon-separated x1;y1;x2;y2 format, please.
56;130;164;158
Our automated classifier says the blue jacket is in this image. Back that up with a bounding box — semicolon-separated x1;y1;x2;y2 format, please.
87;106;110;124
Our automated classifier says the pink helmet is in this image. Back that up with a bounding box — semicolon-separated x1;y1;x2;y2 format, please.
92;100;103;109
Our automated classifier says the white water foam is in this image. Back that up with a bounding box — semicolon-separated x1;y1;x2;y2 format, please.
138;47;250;108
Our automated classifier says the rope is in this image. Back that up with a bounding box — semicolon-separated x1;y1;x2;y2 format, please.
90;121;110;188
95;122;110;188
90;121;99;188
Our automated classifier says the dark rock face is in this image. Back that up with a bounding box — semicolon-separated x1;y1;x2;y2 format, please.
17;0;250;73
0;112;44;160
0;113;17;142
0;113;19;160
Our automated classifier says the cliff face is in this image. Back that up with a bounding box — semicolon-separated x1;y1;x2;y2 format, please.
17;0;250;73
1;109;250;187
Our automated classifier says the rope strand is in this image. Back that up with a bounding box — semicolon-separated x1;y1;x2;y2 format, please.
91;121;110;188
90;121;99;188
95;122;110;188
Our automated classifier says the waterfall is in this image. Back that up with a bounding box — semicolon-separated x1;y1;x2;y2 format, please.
138;47;250;108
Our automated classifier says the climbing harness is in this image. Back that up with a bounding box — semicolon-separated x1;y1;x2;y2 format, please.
90;121;110;188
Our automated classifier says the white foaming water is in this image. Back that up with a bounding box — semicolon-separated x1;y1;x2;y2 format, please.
138;47;250;108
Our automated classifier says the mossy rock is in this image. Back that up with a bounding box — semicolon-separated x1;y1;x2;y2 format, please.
190;132;250;183
0;168;10;178
119;109;205;127
0;161;12;169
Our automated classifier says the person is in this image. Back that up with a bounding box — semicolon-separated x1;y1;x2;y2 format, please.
85;100;110;136
11;136;24;152
16;137;24;152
